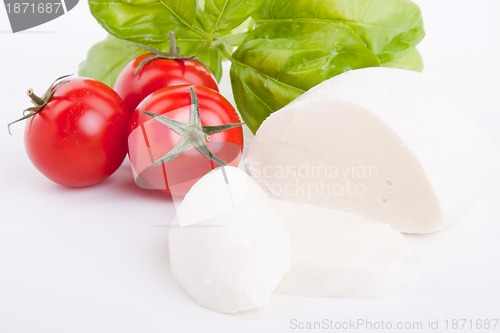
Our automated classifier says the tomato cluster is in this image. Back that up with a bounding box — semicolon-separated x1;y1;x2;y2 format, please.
12;34;244;196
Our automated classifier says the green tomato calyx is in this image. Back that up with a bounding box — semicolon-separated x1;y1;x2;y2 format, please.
143;87;243;167
132;31;196;76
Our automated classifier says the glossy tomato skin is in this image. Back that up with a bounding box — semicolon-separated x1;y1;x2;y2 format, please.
128;85;243;196
25;78;129;187
115;53;219;113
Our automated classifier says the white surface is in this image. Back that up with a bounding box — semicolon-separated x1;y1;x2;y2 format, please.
0;1;499;332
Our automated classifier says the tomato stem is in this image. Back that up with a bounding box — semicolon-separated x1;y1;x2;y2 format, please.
168;31;179;57
7;75;72;135
132;32;197;76
27;89;44;106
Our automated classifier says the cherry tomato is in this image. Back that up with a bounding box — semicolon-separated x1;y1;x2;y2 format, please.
115;53;219;113
22;77;130;187
127;85;243;196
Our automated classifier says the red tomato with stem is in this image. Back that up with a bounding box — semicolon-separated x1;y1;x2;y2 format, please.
12;76;130;187
127;85;243;196
115;32;219;113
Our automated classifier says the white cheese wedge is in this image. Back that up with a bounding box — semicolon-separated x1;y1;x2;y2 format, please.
271;199;418;297
246;68;490;233
169;166;291;314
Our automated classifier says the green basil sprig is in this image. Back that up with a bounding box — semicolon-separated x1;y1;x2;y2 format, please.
80;0;425;132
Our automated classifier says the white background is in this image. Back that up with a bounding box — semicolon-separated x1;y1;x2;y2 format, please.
1;1;499;332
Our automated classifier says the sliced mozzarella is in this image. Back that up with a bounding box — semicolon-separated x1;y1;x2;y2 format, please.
271;199;418;298
246;68;491;233
169;166;291;314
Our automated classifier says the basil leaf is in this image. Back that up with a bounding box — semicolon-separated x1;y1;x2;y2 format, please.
217;31;248;48
79;35;150;87
231;21;380;133
177;31;224;80
203;0;264;33
89;0;199;43
384;48;423;72
253;0;425;64
230;64;305;134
